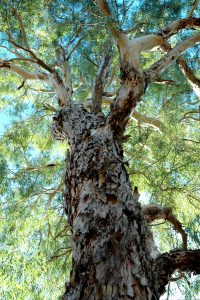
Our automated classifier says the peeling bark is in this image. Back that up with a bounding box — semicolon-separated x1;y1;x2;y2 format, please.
55;104;200;299
56;105;160;300
107;61;145;136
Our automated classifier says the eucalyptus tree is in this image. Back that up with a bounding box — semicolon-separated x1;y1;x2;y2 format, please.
0;0;200;299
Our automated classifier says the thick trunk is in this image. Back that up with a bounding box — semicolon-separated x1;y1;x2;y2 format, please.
56;105;160;300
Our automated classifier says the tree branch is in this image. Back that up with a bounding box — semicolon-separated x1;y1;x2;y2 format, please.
155;250;200;296
0;61;48;80
162;42;200;98
94;0;127;46
91;54;112;113
0;45;27;58
9;40;54;73
143;205;187;250
154;77;177;86
55;49;73;106
6;1;31;51
95;2;200;135
145;32;200;83
188;0;199;17
178;57;200;98
156;17;200;40
102;96;163;130
125;18;200;54
66;37;84;61
48;72;71;106
131;110;163;130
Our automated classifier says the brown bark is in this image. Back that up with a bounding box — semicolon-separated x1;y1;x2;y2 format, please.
56;105;157;299
155;250;200;296
92;55;112;113
55;105;200;300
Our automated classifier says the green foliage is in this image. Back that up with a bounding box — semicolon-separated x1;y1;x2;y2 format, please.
0;0;200;298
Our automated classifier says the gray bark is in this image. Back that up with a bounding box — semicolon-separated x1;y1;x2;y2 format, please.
55;105;158;300
53;104;200;300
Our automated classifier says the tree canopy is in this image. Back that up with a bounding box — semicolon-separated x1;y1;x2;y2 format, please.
0;0;200;299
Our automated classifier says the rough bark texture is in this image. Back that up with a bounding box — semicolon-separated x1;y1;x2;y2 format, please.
155;250;200;296
56;104;160;300
54;104;200;300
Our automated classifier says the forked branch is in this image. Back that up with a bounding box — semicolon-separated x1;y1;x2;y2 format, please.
146;32;200;83
161;42;200;98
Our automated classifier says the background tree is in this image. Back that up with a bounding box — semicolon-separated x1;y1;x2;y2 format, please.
0;0;200;299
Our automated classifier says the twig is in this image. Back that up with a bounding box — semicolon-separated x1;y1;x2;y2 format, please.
188;0;199;17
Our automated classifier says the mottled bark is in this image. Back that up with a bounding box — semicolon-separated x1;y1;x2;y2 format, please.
54;105;158;300
54;104;200;300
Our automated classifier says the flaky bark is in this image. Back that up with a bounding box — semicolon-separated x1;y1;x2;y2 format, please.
56;105;159;300
56;104;200;299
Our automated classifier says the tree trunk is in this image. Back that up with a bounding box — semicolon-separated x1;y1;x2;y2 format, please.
57;104;160;300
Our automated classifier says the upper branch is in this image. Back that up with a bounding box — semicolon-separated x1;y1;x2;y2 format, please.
6;1;31;51
95;0;146;134
94;0;127;46
118;17;200;54
157;17;200;40
161;42;200;98
178;57;200;98
188;0;199;18
91;54;112;113
90;3;200;135
145;32;200;83
9;40;54;73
